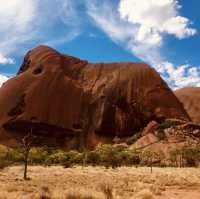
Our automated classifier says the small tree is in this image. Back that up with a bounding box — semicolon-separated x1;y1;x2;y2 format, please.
141;150;158;173
21;129;36;180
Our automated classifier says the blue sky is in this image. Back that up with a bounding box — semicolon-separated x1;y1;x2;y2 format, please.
0;0;200;90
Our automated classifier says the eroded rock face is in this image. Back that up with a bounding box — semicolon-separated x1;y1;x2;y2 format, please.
0;45;190;149
175;87;200;124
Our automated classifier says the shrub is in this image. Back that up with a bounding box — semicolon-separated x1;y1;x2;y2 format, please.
0;147;17;168
61;151;85;168
45;150;66;165
0;158;10;169
128;150;141;166
95;144;134;168
87;151;101;166
68;151;84;164
29;147;48;165
97;144;120;168
6;148;24;163
140;150;164;167
169;148;181;167
169;147;200;167
182;147;200;167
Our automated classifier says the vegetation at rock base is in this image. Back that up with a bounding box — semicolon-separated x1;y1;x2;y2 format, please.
1;144;200;170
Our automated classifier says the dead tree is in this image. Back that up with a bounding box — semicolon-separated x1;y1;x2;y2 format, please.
22;129;35;180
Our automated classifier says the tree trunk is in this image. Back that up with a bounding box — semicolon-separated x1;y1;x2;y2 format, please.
24;149;29;180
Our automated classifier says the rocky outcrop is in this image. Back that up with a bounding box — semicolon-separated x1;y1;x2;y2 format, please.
0;45;190;150
175;87;200;124
133;118;200;156
142;121;159;136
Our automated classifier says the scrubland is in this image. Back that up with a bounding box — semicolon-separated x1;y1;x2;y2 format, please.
1;143;200;198
0;166;200;199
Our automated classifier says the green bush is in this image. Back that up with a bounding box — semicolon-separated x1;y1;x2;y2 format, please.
169;147;200;167
182;147;200;167
6;148;24;163
45;150;66;165
140;150;164;166
5;144;200;168
128;150;141;166
86;151;101;166
95;144;136;168
65;151;84;164
29;147;49;165
0;158;10;169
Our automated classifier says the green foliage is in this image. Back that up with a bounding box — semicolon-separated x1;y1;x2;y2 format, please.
182;147;200;167
95;144;121;168
158;120;177;130
6;148;24;163
95;144;140;168
62;151;84;168
169;147;200;167
0;148;10;169
0;158;10;169
87;151;101;166
29;147;49;164
140;150;164;166
1;143;200;168
45;150;67;165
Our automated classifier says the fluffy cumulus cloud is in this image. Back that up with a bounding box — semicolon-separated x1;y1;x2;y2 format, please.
87;0;199;89
119;0;196;43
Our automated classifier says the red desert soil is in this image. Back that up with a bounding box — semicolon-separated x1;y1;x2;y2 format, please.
175;87;200;124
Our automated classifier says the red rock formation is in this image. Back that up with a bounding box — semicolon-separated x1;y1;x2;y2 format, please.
175;87;200;124
0;45;190;149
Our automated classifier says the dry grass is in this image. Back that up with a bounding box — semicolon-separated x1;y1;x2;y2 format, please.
0;166;200;199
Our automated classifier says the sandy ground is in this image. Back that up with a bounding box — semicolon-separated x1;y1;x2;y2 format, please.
0;166;200;198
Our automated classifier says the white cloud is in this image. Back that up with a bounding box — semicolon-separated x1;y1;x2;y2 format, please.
158;62;200;89
0;0;37;55
119;0;196;41
0;1;35;31
0;53;14;65
87;1;162;65
0;74;9;87
0;0;82;64
87;0;198;89
162;16;196;39
87;2;136;43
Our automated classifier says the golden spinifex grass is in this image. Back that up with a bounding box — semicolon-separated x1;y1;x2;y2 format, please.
0;166;200;199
